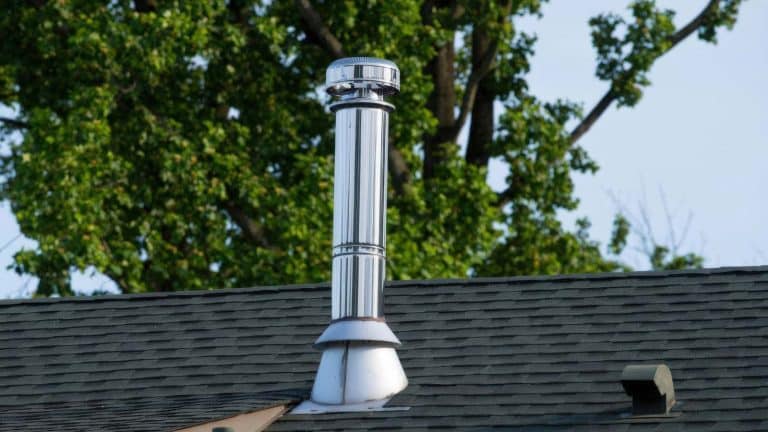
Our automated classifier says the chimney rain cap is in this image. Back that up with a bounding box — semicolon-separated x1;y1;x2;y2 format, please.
325;57;400;96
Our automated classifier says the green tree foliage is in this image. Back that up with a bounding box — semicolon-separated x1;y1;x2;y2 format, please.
0;0;740;296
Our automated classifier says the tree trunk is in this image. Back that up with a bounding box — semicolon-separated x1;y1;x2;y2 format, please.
466;29;495;168
420;1;457;181
423;39;457;180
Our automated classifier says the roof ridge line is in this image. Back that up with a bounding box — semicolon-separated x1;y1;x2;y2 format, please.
385;265;768;287
0;281;330;306
0;390;305;408
1;265;766;306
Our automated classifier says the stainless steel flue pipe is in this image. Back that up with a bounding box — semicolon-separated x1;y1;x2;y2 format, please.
328;58;396;321
296;57;408;412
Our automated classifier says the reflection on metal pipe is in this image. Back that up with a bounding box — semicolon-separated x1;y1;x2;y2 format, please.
330;100;389;319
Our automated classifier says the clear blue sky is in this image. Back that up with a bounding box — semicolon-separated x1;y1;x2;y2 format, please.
1;1;766;298
508;0;768;269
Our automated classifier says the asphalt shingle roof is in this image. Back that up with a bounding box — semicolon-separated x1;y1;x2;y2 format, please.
1;266;767;431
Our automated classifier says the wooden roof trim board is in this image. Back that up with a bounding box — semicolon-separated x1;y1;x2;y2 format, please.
174;404;292;432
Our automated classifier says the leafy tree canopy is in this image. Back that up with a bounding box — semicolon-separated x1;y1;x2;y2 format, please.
0;0;742;296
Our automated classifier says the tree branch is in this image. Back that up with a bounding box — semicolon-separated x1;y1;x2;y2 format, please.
99;239;131;293
451;39;498;142
568;0;719;146
388;140;412;195
450;3;466;21
500;1;722;207
295;0;412;192
0;116;29;129
223;202;272;249
567;89;615;146
452;0;514;145
134;0;157;13
495;187;514;208
465;24;498;167
295;0;345;58
668;0;719;47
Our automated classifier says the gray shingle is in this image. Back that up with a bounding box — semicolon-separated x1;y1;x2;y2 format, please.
0;266;766;431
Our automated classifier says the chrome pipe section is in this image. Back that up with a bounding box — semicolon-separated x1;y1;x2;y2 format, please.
330;96;390;320
328;57;397;323
297;58;407;412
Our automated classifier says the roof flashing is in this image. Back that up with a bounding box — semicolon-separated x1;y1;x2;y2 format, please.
291;399;410;415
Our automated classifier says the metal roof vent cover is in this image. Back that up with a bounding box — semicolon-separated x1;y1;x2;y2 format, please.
294;58;407;414
621;364;676;416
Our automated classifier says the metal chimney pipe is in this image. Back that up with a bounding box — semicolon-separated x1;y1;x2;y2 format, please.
295;57;408;413
328;58;397;322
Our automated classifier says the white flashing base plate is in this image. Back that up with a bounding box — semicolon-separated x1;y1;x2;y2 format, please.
290;399;411;415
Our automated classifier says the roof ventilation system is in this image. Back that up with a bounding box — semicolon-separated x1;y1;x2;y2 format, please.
621;364;676;416
293;58;407;414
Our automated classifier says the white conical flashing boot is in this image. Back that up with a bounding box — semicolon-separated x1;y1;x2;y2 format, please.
305;342;408;409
